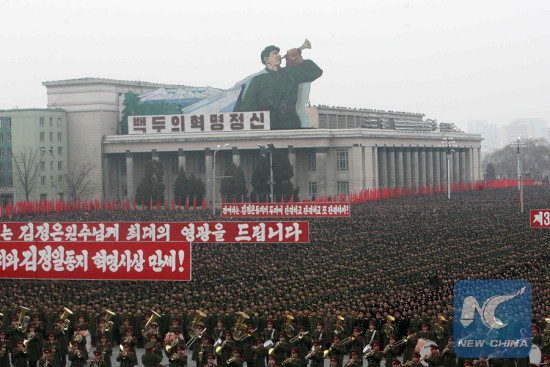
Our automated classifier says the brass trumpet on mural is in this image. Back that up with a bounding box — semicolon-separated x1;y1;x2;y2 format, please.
281;39;311;59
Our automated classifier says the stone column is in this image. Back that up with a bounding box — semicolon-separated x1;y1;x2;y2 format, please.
380;147;388;188
397;148;404;188
125;150;135;201
152;149;159;161
433;149;441;187
412;148;419;189
316;147;328;197
178;149;186;171
426;148;433;187
460;149;466;182
288;145;296;187
404;149;412;188
465;148;472;184
205;148;213;208
388;148;396;188
372;146;379;189
232;146;240;167
453;150;460;184
419;148;427;187
351;145;363;193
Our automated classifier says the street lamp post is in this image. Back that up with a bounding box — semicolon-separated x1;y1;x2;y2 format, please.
257;144;274;203
513;137;531;214
212;143;229;214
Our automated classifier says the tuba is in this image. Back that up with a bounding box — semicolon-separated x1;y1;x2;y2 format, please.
542;318;550;347
188;310;206;339
61;307;73;331
334;316;345;334
104;309;116;332
17;306;31;333
284;315;295;338
232;312;250;341
142;310;161;337
435;316;447;340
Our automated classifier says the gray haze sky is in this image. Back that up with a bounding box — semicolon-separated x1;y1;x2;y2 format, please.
1;0;549;131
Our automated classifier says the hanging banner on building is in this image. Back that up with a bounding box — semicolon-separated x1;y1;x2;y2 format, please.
531;210;550;228
128;112;270;134
0;222;309;243
221;203;351;218
0;242;192;281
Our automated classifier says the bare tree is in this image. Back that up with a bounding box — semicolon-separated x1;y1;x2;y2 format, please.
65;162;95;201
12;147;41;201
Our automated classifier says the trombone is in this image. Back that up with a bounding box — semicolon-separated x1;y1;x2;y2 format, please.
289;331;308;343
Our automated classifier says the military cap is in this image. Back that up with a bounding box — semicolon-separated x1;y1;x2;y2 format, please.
412;353;420;358
71;342;79;346
268;356;276;361
291;349;299;354
94;351;102;356
233;349;240;354
330;358;338;362
44;348;52;353
373;342;380;347
334;335;341;340
430;345;438;350
256;339;264;343
208;354;215;359
392;360;400;365
351;351;359;355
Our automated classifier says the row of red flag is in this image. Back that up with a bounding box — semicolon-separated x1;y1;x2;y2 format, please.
0;179;545;218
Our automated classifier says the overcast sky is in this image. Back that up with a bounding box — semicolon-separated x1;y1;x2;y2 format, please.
1;0;548;131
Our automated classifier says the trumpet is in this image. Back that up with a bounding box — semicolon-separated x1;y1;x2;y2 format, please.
281;357;294;365
227;356;237;364
290;331;308;343
305;348;317;359
364;350;375;358
281;39;312;59
345;359;355;367
23;332;36;348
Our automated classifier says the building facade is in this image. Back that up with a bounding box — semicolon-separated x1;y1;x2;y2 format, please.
0;109;68;202
43;78;482;204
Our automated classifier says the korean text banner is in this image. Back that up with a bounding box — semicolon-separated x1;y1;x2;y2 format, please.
128;111;270;134
221;203;351;217
530;210;550;228
0;222;309;243
0;242;191;281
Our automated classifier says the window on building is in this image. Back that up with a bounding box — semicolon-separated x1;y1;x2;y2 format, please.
58;176;63;183
0;163;3;172
58;161;62;170
0;148;3;157
40;132;45;141
58;147;62;156
308;182;317;197
122;186;128;198
49;132;53;141
6;133;10;142
336;148;349;171
6;118;10;127
40;161;45;171
7;177;12;186
172;159;179;174
58;193;64;200
40;194;47;201
121;161;127;175
7;148;11;157
0;134;3;142
7;162;11;171
57;118;62;127
49;117;53;126
309;151;316;171
41;176;46;185
57;132;62;141
50;176;54;187
337;181;349;195
40;117;44;127
50;161;53;170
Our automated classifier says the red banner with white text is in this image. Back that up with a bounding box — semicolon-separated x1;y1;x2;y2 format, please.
531;210;550;228
0;222;309;243
221;203;350;217
0;242;191;281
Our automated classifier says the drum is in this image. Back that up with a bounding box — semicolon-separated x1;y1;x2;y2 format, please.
415;338;437;367
263;340;274;349
529;344;542;364
363;344;372;354
214;338;223;348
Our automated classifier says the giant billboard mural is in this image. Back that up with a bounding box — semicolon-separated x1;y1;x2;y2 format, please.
120;40;322;134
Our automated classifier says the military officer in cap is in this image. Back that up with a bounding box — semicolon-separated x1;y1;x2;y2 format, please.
365;342;384;367
12;339;28;367
54;320;68;367
193;335;209;367
204;354;219;367
252;339;267;367
329;335;345;367
141;342;162;367
147;334;163;360
25;323;42;367
39;349;58;367
311;322;327;349
0;331;10;367
262;322;277;348
169;345;187;367
43;334;60;367
383;336;399;367
407;353;423;367
307;342;324;367
94;335;112;367
441;337;456;367
345;351;363;367
212;320;227;345
364;322;380;351
120;329;137;353
266;355;278;367
67;342;87;367
272;333;289;366
220;332;237;367
417;324;434;342
227;349;244;367
403;330;418;363
283;349;301;367
116;343;137;367
425;345;442;367
348;328;364;357
240;326;257;367
290;327;310;365
90;351;106;367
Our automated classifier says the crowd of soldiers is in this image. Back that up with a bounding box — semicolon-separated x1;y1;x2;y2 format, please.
0;186;549;367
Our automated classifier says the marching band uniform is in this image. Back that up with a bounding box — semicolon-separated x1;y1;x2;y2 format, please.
307;343;324;367
418;324;435;343
141;343;162;367
147;335;163;360
13;340;28;367
90;351;107;367
221;332;237;367
262;323;277;348
272;334;289;367
0;331;10;367
116;344;137;367
283;350;301;367
54;321;68;367
38;350;58;367
94;335;113;367
67;343;87;367
364;323;381;351
241;326;257;367
252;339;267;367
203;354;219;367
169;346;187;367
345;351;363;367
348;328;364;357
442;338;456;367
366;342;384;367
403;331;418;363
26;325;43;367
226;349;244;367
311;322;327;350
425;346;443;367
290;327;310;364
383;337;400;367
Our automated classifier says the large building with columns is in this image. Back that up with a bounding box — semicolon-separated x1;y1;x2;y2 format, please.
43;78;482;203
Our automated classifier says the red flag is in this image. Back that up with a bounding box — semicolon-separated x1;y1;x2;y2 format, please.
185;196;189;210
202;197;207;210
150;197;153;210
